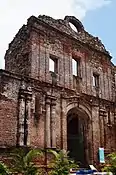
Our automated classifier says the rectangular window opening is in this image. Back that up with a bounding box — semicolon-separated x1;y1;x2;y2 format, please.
93;73;99;87
49;56;58;73
72;58;79;76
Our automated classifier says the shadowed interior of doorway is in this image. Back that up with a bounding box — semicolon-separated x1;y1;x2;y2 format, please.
67;107;88;167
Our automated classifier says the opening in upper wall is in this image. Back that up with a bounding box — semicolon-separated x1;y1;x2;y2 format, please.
69;22;77;32
49;56;58;73
64;16;84;33
93;73;99;88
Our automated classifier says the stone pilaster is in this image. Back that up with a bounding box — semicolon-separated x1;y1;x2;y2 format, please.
92;105;100;164
18;85;32;146
83;119;91;165
61;98;67;150
45;97;51;148
18;94;25;146
51;99;56;148
99;108;106;147
25;95;32;146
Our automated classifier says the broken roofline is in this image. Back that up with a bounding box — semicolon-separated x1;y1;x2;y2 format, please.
27;15;111;59
5;14;112;60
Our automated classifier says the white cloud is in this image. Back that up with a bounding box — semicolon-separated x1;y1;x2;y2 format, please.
73;0;111;19
0;0;111;69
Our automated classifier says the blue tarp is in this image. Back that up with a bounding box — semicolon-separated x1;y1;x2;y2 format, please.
76;169;97;174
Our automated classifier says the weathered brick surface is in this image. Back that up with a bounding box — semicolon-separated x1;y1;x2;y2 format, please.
0;71;21;146
0;15;116;165
0;98;17;146
5;25;31;76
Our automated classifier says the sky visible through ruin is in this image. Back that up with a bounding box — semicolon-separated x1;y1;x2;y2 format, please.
0;0;115;69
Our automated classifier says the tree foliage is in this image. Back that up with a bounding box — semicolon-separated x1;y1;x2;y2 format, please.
10;148;43;175
0;162;10;175
0;148;79;175
103;152;116;175
48;149;78;175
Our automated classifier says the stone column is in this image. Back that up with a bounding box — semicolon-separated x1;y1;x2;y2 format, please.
99;109;106;147
51;99;56;148
18;86;32;146
87;119;93;164
61;98;67;150
92;106;100;165
25;95;32;146
45;97;51;148
18;94;25;146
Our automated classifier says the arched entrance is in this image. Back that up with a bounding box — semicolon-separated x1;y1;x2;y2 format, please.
67;107;89;167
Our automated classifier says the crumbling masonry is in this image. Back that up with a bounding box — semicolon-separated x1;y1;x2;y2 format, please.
0;15;116;166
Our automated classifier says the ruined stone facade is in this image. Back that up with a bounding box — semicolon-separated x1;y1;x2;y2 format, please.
0;15;116;166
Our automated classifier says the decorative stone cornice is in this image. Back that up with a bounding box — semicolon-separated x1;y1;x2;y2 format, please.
19;85;32;101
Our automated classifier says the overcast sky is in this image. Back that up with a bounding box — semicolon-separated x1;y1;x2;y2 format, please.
0;0;115;69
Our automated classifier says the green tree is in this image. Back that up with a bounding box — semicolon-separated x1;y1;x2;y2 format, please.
10;148;43;175
0;162;10;175
48;149;78;175
103;152;116;175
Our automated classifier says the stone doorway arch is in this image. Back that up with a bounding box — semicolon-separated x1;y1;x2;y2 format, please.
67;106;91;167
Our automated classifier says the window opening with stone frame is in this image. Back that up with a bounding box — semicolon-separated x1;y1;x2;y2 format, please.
72;58;80;76
49;56;58;73
93;73;99;88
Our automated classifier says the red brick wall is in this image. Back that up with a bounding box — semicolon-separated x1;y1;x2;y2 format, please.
0;97;17;146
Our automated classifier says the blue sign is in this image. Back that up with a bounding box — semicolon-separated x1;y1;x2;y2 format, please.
99;147;105;163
